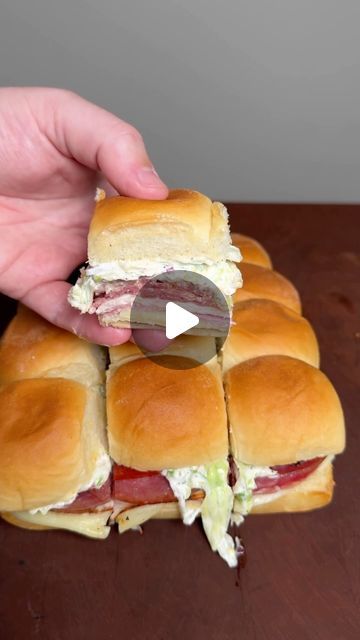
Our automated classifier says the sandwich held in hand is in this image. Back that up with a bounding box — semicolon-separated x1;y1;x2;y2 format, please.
68;189;242;333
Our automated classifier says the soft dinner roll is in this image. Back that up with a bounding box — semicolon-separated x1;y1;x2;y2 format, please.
107;355;228;471
225;355;345;467
231;232;272;268
0;305;105;386
222;299;319;372
233;263;301;313
89;190;237;264
0;377;107;513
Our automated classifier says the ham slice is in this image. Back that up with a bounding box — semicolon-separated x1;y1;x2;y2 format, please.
55;478;112;513
253;457;325;494
91;276;225;320
113;465;175;504
112;465;205;506
54;458;324;516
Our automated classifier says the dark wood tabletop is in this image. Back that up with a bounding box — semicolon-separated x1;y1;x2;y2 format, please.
0;203;359;640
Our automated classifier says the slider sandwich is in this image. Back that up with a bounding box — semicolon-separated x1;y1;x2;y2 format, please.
231;233;272;269
69;189;241;333
225;355;345;518
0;309;112;538
107;339;238;567
221;299;320;373
233;263;301;313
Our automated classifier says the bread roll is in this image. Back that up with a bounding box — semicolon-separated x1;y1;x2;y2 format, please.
231;232;272;268
107;355;228;470
222;299;319;372
89;190;236;264
233;263;301;313
225;355;345;466
0;378;108;512
0;306;105;386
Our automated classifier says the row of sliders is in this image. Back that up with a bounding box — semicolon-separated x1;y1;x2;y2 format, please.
0;298;345;567
223;232;344;525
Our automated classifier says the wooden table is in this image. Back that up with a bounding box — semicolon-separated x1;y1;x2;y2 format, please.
0;204;359;640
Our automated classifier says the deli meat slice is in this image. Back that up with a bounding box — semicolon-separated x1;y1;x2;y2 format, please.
253;457;325;494
55;478;112;513
113;465;175;504
91;277;223;314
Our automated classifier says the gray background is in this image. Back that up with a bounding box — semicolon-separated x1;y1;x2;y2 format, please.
1;0;359;202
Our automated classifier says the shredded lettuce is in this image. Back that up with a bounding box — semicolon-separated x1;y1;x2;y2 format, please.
233;461;277;515
163;460;237;568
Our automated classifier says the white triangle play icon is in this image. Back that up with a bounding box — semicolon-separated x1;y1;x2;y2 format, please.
165;302;199;339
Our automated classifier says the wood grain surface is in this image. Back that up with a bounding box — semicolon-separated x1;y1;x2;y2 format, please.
0;204;359;640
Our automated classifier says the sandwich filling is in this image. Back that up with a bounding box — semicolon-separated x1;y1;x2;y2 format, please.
69;255;241;327
231;456;328;518
4;456;331;547
113;460;237;568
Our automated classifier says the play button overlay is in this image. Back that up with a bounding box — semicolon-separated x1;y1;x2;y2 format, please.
130;270;231;369
165;302;199;339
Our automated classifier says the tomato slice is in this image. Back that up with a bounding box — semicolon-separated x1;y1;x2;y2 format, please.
253;457;325;494
113;465;161;481
112;464;175;504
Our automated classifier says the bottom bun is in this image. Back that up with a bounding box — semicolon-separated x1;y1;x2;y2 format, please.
249;460;334;514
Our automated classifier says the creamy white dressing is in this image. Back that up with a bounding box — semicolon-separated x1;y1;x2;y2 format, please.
30;452;112;515
162;466;208;524
86;258;241;289
232;461;277;515
69;258;242;313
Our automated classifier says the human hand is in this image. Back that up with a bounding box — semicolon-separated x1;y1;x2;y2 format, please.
0;87;168;345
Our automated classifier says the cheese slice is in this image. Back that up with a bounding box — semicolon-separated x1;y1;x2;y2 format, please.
2;510;112;539
116;504;164;533
116;499;203;533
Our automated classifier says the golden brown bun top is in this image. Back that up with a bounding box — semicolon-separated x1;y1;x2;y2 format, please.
231;233;272;268
225;355;345;466
107;356;228;470
109;335;217;371
88;189;235;264
233;263;301;313
222;299;320;372
0;378;88;511
0;306;105;385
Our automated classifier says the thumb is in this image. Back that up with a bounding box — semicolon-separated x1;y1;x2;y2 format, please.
21;280;131;346
44;89;168;199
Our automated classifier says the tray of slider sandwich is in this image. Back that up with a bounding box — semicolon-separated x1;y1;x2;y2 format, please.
0;196;358;640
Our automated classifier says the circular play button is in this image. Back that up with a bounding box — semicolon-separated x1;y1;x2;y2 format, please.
130;270;231;369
